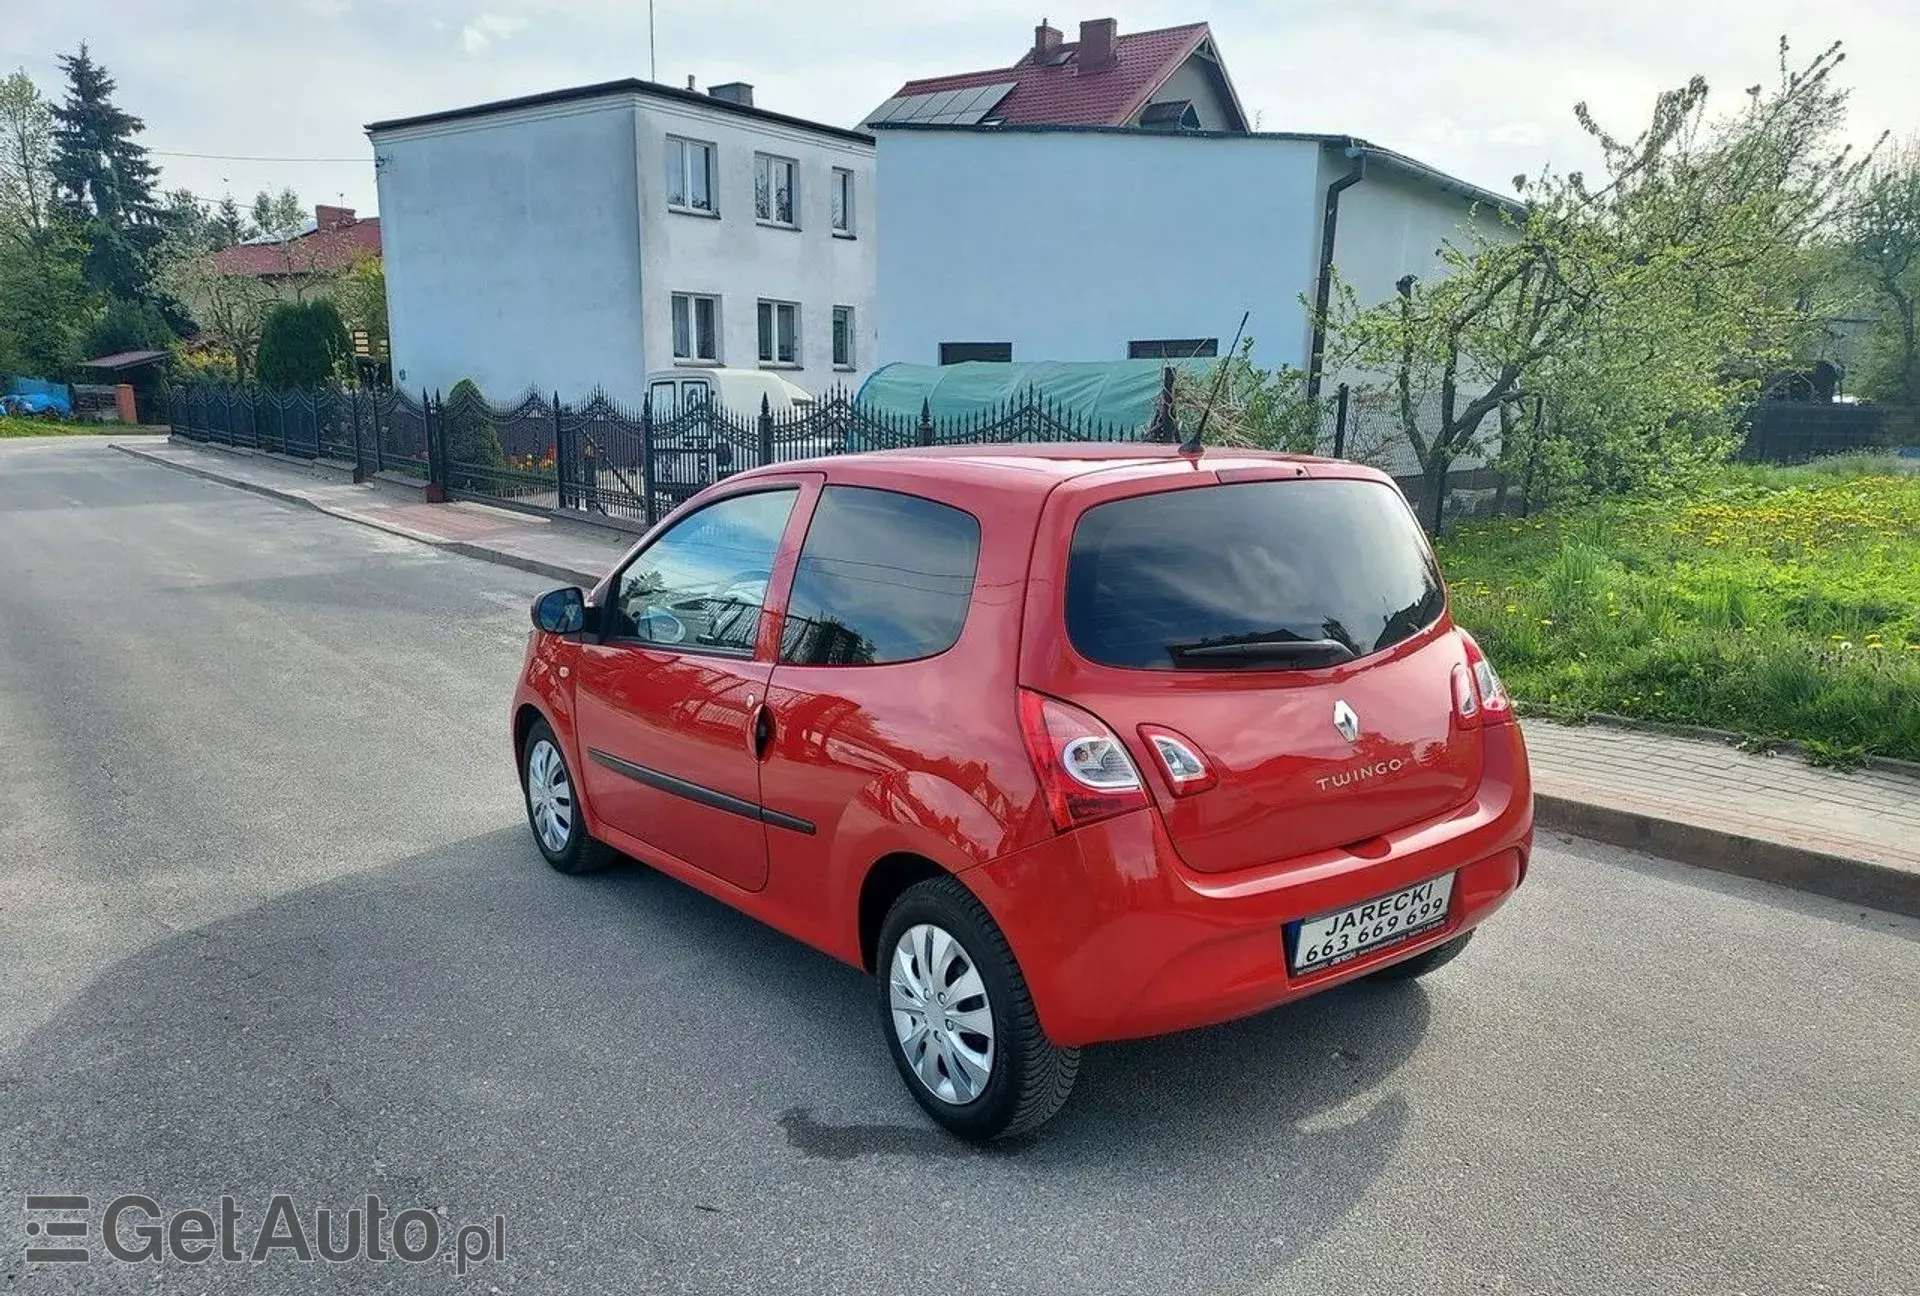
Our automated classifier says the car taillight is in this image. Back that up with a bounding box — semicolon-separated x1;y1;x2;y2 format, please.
1458;630;1513;721
1139;725;1217;797
1018;690;1149;831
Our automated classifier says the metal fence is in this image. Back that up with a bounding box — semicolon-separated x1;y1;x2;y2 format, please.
167;384;434;483
168;381;1162;531
1739;402;1918;463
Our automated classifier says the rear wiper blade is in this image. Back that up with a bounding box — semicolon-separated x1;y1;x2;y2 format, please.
1167;635;1357;665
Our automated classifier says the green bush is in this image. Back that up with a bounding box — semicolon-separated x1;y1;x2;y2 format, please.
81;297;174;363
256;298;350;389
441;378;507;487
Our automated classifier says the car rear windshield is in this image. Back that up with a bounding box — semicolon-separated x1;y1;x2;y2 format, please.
1064;479;1445;671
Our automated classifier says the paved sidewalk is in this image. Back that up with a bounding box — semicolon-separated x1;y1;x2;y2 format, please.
116;437;1920;916
1526;723;1919;915
116;437;625;585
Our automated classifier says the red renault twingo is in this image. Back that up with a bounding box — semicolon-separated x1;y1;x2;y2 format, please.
511;445;1532;1140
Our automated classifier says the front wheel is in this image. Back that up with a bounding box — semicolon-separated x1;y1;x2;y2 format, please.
521;720;613;875
876;876;1079;1142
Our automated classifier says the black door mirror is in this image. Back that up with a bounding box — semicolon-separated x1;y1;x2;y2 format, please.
532;587;588;635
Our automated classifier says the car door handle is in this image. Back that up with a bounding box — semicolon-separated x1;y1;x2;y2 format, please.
748;702;774;761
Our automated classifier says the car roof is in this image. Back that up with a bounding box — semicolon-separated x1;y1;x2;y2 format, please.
731;442;1375;496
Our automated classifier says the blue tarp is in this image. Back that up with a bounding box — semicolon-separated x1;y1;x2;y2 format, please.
2;376;73;418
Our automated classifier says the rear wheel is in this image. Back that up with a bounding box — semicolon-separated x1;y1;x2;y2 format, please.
1369;929;1474;982
876;876;1078;1142
521;720;613;875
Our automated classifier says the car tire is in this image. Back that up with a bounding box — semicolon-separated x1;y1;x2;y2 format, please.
521;720;614;876
875;875;1079;1143
1369;929;1474;982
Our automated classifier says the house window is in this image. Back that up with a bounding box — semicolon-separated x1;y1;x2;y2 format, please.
832;306;855;369
671;293;720;362
757;300;799;366
666;137;715;213
1128;338;1219;359
831;167;854;235
939;342;1012;365
755;153;797;226
1139;100;1202;131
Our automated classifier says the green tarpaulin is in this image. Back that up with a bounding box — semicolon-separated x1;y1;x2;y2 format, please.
855;359;1214;433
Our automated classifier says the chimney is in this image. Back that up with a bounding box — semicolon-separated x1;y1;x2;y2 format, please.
707;81;754;107
1033;21;1063;62
314;204;355;231
1077;18;1118;71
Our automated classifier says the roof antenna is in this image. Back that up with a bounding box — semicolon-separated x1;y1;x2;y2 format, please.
1181;309;1248;456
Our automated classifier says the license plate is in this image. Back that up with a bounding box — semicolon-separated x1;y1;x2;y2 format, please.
1289;873;1455;974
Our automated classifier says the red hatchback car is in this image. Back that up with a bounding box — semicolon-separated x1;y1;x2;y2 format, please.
511;445;1533;1140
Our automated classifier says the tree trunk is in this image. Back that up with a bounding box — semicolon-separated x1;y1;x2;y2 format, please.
1899;297;1919;406
1492;402;1515;515
1425;451;1448;534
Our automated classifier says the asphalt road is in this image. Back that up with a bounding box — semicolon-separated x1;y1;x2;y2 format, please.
2;439;1915;1295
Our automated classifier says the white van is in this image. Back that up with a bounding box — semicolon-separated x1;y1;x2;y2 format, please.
644;368;816;421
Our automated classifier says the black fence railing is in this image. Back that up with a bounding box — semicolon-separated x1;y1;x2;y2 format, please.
167;383;434;484
1739;402;1918;463
168;381;1166;530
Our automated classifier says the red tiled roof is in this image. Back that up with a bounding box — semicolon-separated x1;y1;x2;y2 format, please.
888;22;1222;128
209;217;381;278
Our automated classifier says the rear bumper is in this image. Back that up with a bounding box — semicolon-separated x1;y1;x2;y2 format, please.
959;721;1534;1048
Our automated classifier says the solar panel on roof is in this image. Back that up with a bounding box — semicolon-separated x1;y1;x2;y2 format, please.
864;82;1016;128
916;89;969;120
950;85;999;115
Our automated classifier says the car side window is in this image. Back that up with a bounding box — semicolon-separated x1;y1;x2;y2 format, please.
610;488;797;654
780;486;980;666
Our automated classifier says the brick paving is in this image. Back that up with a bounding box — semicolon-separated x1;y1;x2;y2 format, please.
1525;721;1920;877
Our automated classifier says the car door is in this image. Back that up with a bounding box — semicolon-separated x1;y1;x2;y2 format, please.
758;485;1001;947
573;479;817;892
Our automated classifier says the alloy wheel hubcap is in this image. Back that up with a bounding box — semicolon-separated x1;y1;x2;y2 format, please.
526;740;573;853
889;923;996;1105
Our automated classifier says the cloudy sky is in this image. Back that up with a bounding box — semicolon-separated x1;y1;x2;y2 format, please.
6;0;1914;216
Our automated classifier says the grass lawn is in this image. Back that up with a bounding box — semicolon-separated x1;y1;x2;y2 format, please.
0;415;121;438
1437;455;1920;763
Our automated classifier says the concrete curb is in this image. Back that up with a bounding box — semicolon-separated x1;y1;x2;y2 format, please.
113;442;603;588
112;440;1920;918
1533;794;1919;917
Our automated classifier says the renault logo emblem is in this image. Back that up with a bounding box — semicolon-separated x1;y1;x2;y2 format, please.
1332;700;1360;743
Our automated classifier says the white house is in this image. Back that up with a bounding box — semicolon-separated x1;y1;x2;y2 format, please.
865;15;1520;473
873;124;1519;471
873;125;1517;380
367;79;876;406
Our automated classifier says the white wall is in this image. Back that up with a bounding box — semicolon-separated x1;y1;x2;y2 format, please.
875;131;1325;374
1327;164;1515;473
373;90;877;406
1333;166;1492;313
374;101;644;403
634;101;876;390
